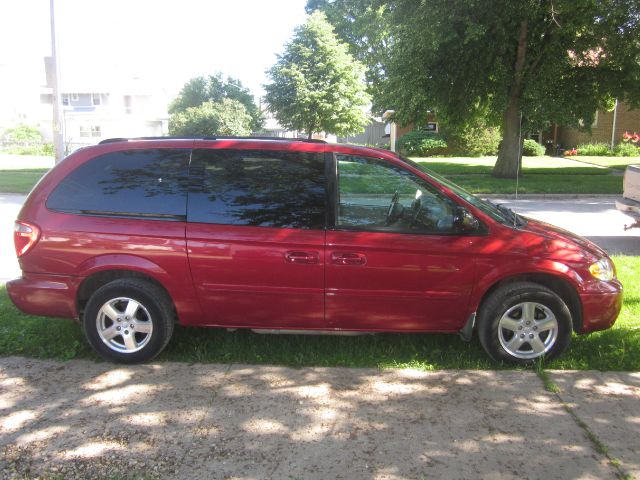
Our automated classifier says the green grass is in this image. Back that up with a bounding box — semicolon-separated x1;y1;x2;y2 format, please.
448;174;622;194
411;156;623;194
415;156;612;175
1;255;638;370
547;256;640;370
0;169;48;193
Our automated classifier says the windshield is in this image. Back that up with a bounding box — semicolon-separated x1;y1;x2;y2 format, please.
397;155;526;227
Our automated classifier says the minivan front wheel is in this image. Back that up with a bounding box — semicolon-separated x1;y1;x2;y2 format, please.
83;279;174;363
477;282;572;365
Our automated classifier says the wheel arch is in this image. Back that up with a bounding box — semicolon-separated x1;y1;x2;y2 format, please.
77;269;176;321
475;273;583;334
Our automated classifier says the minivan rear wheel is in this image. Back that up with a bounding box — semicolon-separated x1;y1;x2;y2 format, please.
477;282;572;365
83;278;174;363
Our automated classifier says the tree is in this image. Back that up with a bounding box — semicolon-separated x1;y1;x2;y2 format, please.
305;0;392;114
264;11;371;139
169;98;253;136
169;73;263;131
311;0;640;178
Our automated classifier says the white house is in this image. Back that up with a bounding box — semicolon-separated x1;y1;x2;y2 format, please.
38;75;169;151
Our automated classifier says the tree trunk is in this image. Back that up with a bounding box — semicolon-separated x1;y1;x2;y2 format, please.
493;100;523;178
492;20;528;179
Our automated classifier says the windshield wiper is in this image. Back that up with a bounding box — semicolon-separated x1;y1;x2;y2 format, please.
494;202;526;227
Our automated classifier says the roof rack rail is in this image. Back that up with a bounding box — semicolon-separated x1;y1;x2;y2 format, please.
99;136;326;145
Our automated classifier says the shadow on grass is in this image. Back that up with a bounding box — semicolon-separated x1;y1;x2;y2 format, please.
549;327;640;371
2;309;638;372
162;327;495;370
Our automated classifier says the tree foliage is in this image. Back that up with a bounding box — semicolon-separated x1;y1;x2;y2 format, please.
169;73;263;131
310;0;640;177
2;124;42;144
168;98;253;136
264;11;371;138
305;0;391;112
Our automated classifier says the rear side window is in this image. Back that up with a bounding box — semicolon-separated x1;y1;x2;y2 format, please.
188;149;326;229
47;149;190;219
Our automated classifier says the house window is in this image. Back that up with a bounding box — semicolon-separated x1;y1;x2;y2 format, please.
62;94;70;106
71;93;79;101
79;125;102;138
92;93;101;106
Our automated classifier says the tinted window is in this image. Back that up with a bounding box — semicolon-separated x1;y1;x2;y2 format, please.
188;149;326;229
47;149;189;218
336;154;459;234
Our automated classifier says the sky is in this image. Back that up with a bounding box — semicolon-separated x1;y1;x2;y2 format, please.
0;0;310;108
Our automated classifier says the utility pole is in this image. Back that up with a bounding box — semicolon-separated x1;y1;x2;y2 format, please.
50;0;65;163
610;99;619;150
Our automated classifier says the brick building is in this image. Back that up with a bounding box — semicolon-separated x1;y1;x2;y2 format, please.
546;101;639;149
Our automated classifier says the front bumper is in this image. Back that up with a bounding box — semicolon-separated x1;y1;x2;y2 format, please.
579;279;623;333
6;273;81;320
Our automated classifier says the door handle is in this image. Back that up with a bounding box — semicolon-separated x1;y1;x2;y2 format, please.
331;252;367;266
285;251;319;264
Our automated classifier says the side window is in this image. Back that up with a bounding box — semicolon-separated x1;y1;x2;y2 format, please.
188;149;326;229
336;154;459;234
47;149;190;219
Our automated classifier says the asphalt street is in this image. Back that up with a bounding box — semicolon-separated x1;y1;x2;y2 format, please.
490;195;640;255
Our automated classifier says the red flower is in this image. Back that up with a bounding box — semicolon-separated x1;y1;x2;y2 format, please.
623;131;640;143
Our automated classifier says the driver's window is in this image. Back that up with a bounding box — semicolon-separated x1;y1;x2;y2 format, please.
336;155;458;233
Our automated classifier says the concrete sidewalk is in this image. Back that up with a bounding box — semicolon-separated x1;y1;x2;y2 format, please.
1;357;638;479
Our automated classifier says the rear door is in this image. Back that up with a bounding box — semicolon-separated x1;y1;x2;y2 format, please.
186;146;327;328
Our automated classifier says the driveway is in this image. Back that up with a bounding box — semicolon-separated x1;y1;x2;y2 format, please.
1;357;638;480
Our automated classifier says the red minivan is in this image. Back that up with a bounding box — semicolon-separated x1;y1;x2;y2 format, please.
7;137;622;364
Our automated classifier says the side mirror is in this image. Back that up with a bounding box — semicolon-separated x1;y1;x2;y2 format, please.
453;206;480;233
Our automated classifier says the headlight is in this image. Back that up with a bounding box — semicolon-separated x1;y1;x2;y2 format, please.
589;258;615;281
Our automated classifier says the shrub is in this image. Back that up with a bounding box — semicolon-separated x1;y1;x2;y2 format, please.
576;142;614;156
397;130;448;156
2;124;42;144
522;139;545;156
6;144;54;156
443;123;501;157
614;142;640;157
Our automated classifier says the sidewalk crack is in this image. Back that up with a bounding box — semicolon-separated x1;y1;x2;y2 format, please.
536;369;631;480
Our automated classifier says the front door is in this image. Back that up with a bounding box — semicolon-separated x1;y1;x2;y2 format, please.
326;154;479;332
186;147;327;328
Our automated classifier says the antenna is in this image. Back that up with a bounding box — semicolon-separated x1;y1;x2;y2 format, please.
513;111;523;227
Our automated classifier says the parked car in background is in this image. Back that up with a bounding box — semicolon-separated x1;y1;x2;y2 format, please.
8;137;622;364
616;165;640;231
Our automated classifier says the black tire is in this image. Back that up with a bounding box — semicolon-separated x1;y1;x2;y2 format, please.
477;282;572;365
83;278;175;364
